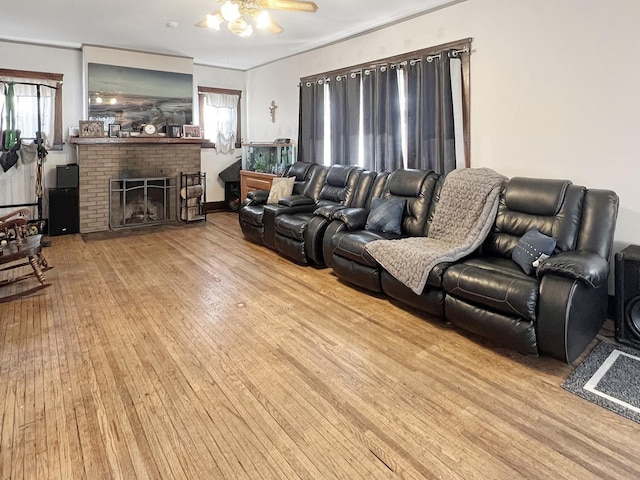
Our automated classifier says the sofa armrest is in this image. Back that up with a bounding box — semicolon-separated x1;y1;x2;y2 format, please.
314;204;347;219
242;190;269;208
278;194;315;207
537;251;609;288
333;207;369;230
247;189;269;203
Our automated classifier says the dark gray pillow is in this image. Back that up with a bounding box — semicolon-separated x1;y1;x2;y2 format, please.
512;228;556;275
366;197;406;235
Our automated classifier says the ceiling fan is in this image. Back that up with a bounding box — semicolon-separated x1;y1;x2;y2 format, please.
197;0;318;37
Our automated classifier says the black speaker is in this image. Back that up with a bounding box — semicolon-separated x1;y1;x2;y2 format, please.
615;245;640;349
225;181;241;212
56;163;79;189
48;188;79;236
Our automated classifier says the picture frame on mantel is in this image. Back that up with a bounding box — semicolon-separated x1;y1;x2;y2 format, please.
79;120;105;137
167;124;182;138
182;125;202;139
109;123;121;138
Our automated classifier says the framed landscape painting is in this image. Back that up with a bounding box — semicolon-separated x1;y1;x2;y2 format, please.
87;63;193;134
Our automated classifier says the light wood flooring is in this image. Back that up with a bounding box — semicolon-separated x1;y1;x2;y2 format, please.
1;212;639;479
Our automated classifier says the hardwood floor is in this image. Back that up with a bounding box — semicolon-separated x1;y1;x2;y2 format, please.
1;212;639;479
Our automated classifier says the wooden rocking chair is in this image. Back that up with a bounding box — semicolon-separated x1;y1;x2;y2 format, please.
0;208;51;302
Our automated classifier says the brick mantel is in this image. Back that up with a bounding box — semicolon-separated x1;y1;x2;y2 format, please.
73;140;201;233
69;137;203;146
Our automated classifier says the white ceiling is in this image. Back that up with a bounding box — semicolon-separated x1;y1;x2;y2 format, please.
0;0;463;70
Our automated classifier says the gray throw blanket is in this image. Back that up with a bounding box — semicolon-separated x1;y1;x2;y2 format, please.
365;167;506;294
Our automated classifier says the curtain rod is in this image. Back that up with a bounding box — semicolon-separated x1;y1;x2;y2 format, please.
425;45;470;62
300;45;471;86
300;38;472;85
0;80;59;90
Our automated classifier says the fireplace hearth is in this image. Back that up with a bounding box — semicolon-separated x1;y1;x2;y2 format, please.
70;137;202;233
109;177;176;229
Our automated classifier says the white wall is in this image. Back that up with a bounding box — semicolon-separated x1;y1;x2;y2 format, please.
0;40;83;198
193;64;246;201
245;0;640;253
0;41;246;204
3;0;640;250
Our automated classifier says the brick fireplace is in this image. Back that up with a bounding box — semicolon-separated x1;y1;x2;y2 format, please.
70;137;201;233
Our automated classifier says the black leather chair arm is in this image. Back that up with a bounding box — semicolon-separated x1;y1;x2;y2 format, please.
537;275;608;363
247;189;269;203
278;195;315;207
314;204;348;219
241;190;269;208
537;251;609;288
332;207;369;230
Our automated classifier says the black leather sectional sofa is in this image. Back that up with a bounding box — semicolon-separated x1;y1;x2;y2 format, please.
239;162;619;363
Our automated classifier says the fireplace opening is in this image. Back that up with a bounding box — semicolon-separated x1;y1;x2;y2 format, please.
109;177;176;229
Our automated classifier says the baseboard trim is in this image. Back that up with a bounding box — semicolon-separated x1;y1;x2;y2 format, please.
205;201;226;213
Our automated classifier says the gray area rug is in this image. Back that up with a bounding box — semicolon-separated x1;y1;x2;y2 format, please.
562;341;640;424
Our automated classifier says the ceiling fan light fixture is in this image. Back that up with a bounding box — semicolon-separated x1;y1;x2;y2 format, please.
239;24;254;37
198;0;317;36
228;18;252;36
205;12;224;30
220;1;242;22
255;10;271;29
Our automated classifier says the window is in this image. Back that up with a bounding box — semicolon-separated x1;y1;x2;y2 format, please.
298;39;471;174
0;68;63;150
198;86;242;152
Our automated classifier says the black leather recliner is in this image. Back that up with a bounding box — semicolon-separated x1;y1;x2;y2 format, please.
321;171;390;269
273;164;363;265
302;169;384;267
262;165;330;250
238;161;316;245
329;169;443;292
241;163;619;363
441;177;619;362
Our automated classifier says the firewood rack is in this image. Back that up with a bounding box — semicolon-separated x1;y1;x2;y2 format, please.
180;172;206;222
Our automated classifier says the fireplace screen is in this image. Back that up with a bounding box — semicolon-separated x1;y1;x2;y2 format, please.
109;177;176;229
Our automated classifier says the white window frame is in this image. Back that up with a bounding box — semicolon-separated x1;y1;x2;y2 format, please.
198;86;242;150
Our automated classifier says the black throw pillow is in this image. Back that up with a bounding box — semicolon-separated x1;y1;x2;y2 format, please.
512;228;556;275
365;197;406;235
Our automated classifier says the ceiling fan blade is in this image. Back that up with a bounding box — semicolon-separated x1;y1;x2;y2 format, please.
196;11;225;29
263;0;318;12
267;18;283;33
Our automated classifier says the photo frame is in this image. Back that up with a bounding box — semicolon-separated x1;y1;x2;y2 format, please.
167;124;182;138
182;125;202;139
79;120;105;137
109;123;121;138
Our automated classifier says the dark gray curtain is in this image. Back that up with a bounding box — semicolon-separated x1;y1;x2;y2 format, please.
297;80;325;163
328;74;360;165
406;51;456;174
362;66;403;172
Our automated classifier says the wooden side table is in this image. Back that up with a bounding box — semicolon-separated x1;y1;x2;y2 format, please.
240;170;279;201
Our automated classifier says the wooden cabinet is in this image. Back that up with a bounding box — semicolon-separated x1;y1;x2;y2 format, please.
240;170;279;201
